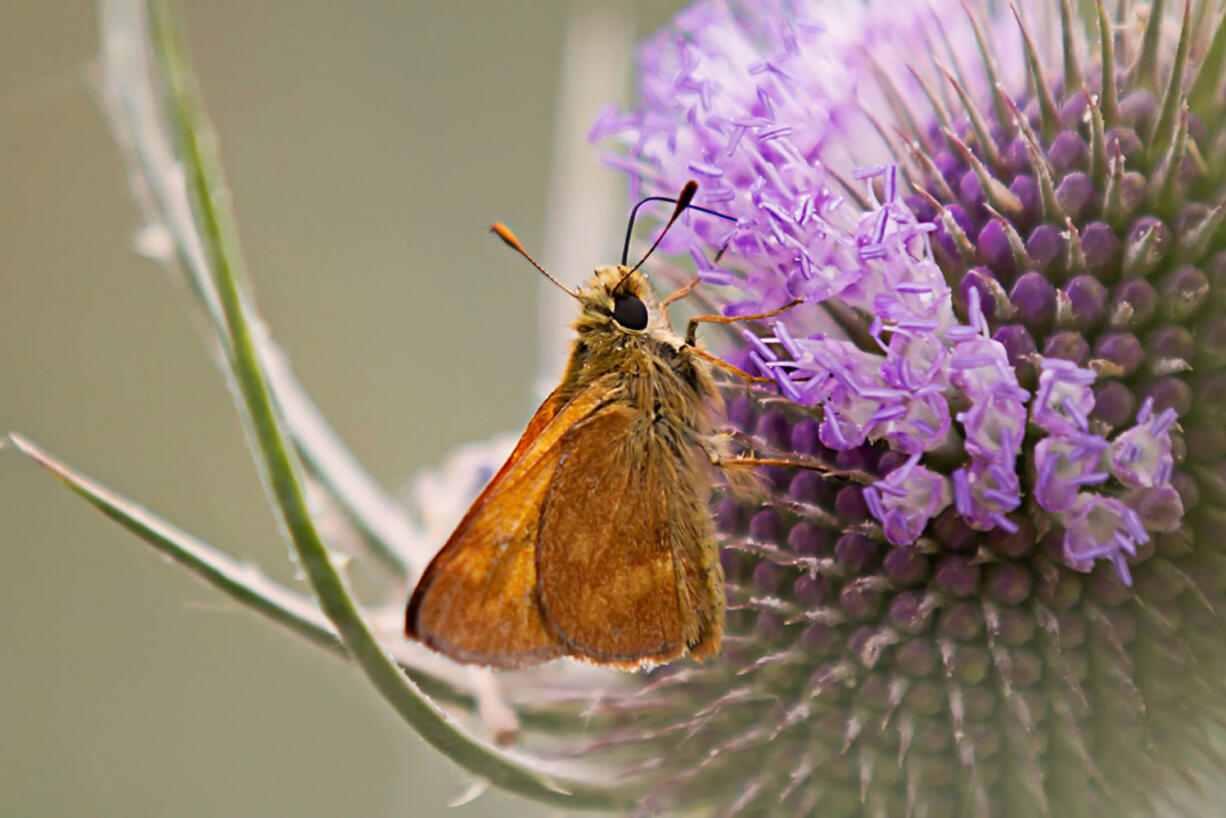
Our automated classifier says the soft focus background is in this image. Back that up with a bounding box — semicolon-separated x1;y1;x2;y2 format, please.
0;2;683;816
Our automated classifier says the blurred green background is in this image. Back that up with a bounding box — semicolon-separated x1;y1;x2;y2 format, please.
1;2;682;816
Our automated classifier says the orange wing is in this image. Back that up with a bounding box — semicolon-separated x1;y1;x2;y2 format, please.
535;403;724;668
404;382;612;669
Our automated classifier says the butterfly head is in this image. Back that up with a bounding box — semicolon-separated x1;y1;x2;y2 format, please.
575;265;661;337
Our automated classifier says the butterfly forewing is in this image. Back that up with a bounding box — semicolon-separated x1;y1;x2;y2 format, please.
405;384;612;669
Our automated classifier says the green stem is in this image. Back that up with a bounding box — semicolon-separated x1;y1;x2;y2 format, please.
8;433;344;658
143;0;626;808
98;0;414;579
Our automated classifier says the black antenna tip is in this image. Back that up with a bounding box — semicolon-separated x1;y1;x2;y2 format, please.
677;180;698;212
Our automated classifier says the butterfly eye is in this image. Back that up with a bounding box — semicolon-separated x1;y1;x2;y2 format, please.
612;295;649;330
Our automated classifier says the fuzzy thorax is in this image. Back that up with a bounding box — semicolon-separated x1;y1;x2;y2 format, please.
561;265;721;429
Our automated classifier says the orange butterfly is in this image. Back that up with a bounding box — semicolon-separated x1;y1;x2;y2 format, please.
405;182;795;669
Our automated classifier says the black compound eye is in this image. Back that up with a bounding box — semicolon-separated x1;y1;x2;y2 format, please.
612;294;649;330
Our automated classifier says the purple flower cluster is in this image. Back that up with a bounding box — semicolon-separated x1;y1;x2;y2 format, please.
593;2;1179;584
571;0;1226;814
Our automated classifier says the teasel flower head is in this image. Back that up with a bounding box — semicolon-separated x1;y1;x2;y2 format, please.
581;0;1226;814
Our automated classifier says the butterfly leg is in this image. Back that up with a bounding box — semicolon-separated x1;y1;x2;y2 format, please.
683;298;803;386
687;345;774;384
710;452;874;485
659;236;733;321
685;299;802;346
660;275;700;320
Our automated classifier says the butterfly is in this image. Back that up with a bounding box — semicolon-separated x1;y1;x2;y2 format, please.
405;182;797;669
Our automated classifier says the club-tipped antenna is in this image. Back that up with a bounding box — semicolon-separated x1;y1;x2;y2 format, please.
490;222;579;299
620;180;737;268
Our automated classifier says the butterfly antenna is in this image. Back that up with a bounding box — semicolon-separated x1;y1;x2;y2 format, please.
615;181;739;296
628;179;697;275
622;179;739;269
490;222;579;299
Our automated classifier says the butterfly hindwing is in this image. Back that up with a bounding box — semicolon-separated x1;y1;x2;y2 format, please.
534;402;723;667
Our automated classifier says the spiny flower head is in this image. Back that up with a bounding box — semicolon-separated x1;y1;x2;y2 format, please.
577;0;1226;814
